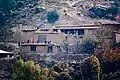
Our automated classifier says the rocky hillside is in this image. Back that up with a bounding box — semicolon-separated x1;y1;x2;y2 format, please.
3;0;118;28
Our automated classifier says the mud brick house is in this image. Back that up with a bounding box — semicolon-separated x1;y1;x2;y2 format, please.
14;19;120;54
0;50;14;58
19;25;100;53
100;22;120;45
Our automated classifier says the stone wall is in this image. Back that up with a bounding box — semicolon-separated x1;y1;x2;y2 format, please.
22;53;91;63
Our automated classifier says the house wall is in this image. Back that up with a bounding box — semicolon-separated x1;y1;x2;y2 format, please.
116;33;120;43
21;28;99;45
94;24;120;46
102;24;120;44
84;29;97;38
22;31;34;42
21;31;75;44
36;46;47;53
21;45;58;53
33;33;76;44
21;46;31;53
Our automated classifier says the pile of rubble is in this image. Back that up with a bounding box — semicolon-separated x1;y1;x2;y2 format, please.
0;57;19;80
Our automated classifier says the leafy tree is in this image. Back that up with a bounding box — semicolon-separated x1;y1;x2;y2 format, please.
12;59;55;80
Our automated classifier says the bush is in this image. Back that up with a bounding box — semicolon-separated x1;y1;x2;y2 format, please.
100;52;120;74
12;59;55;80
47;11;59;24
81;39;94;54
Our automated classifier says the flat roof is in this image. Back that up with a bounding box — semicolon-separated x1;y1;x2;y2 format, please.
114;31;120;34
35;31;59;34
54;26;100;29
40;25;101;30
0;50;13;54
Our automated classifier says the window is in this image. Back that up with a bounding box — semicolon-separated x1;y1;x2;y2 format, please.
78;29;84;35
30;45;36;51
69;29;74;34
61;29;84;36
38;35;46;43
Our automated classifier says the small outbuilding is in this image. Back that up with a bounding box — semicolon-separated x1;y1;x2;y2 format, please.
0;50;14;58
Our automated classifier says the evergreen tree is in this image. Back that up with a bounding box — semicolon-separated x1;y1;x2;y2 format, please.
47;11;59;24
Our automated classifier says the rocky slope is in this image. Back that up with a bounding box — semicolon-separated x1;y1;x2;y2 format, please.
0;0;119;32
9;0;115;29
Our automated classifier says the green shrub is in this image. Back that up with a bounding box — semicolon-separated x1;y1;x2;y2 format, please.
12;59;55;80
47;11;59;24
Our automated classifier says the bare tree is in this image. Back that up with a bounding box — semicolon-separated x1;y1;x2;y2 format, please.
60;36;83;54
